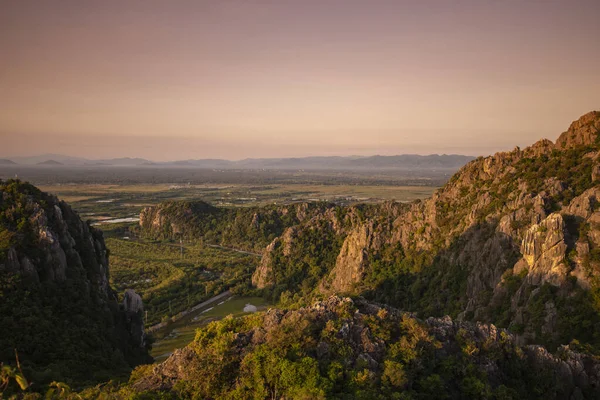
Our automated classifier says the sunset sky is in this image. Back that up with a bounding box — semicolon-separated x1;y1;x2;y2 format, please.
1;0;599;161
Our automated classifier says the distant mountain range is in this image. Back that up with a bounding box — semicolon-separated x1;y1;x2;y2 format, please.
36;159;64;166
1;153;475;170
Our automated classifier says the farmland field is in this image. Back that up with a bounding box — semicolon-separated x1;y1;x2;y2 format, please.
106;238;258;326
150;295;269;362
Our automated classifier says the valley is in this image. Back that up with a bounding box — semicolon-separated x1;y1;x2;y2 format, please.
25;180;438;371
3;2;598;397
2;111;600;398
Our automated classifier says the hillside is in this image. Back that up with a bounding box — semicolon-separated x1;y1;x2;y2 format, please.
0;180;151;391
140;111;600;355
104;296;600;399
4;110;600;398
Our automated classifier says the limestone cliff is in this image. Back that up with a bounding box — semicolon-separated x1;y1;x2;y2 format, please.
324;223;376;293
136;111;600;354
250;111;600;351
555;111;600;150
0;180;151;383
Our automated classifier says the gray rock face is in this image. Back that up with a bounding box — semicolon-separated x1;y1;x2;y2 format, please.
325;223;374;293
0;193;111;295
520;213;569;286
124;289;144;314
122;289;147;349
251;238;279;289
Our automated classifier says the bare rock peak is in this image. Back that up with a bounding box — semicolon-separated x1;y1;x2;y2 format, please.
555;110;600;150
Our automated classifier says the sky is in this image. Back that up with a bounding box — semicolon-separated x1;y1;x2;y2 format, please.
1;0;599;161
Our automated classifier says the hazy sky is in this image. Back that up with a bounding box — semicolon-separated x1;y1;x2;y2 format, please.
1;0;599;161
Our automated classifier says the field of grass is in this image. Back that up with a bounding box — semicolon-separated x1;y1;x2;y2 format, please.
151;296;269;362
39;182;438;218
250;184;437;203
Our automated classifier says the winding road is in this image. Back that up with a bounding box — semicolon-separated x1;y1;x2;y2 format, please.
147;290;232;333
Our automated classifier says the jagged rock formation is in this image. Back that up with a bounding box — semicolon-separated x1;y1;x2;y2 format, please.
138;111;600;354
326;223;375;293
555;111;600;150
0;180;151;385
252;238;279;289
519;213;569;286
130;297;600;399
249;111;600;351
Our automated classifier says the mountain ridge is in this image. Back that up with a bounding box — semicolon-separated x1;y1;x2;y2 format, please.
139;111;600;355
5;154;476;170
124;296;600;398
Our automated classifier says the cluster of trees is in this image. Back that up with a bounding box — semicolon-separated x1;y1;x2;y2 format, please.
516;147;594;205
139;200;302;252
0;180;45;261
82;299;598;399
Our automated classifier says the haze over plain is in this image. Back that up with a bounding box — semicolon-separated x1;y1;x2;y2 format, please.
1;0;599;160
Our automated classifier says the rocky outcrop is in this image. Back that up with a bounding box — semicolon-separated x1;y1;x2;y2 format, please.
324;223;375;293
133;347;199;392
132;297;600;398
556;111;600;150
0;180;151;380
123;289;147;349
519;213;569;286
251;238;279;289
244;111;600;351
124;288;144;313
0;186;111;294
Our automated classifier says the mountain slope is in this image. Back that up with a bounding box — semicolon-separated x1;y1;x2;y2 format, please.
140;111;600;354
258;111;600;350
124;296;600;399
0;180;151;389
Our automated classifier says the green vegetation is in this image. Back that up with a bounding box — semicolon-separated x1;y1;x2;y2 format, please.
4;113;600;397
60;299;600;399
0;180;151;393
0;180;45;262
138;200;338;253
106;238;257;326
517;148;594;204
36;183;437;223
150;296;267;362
